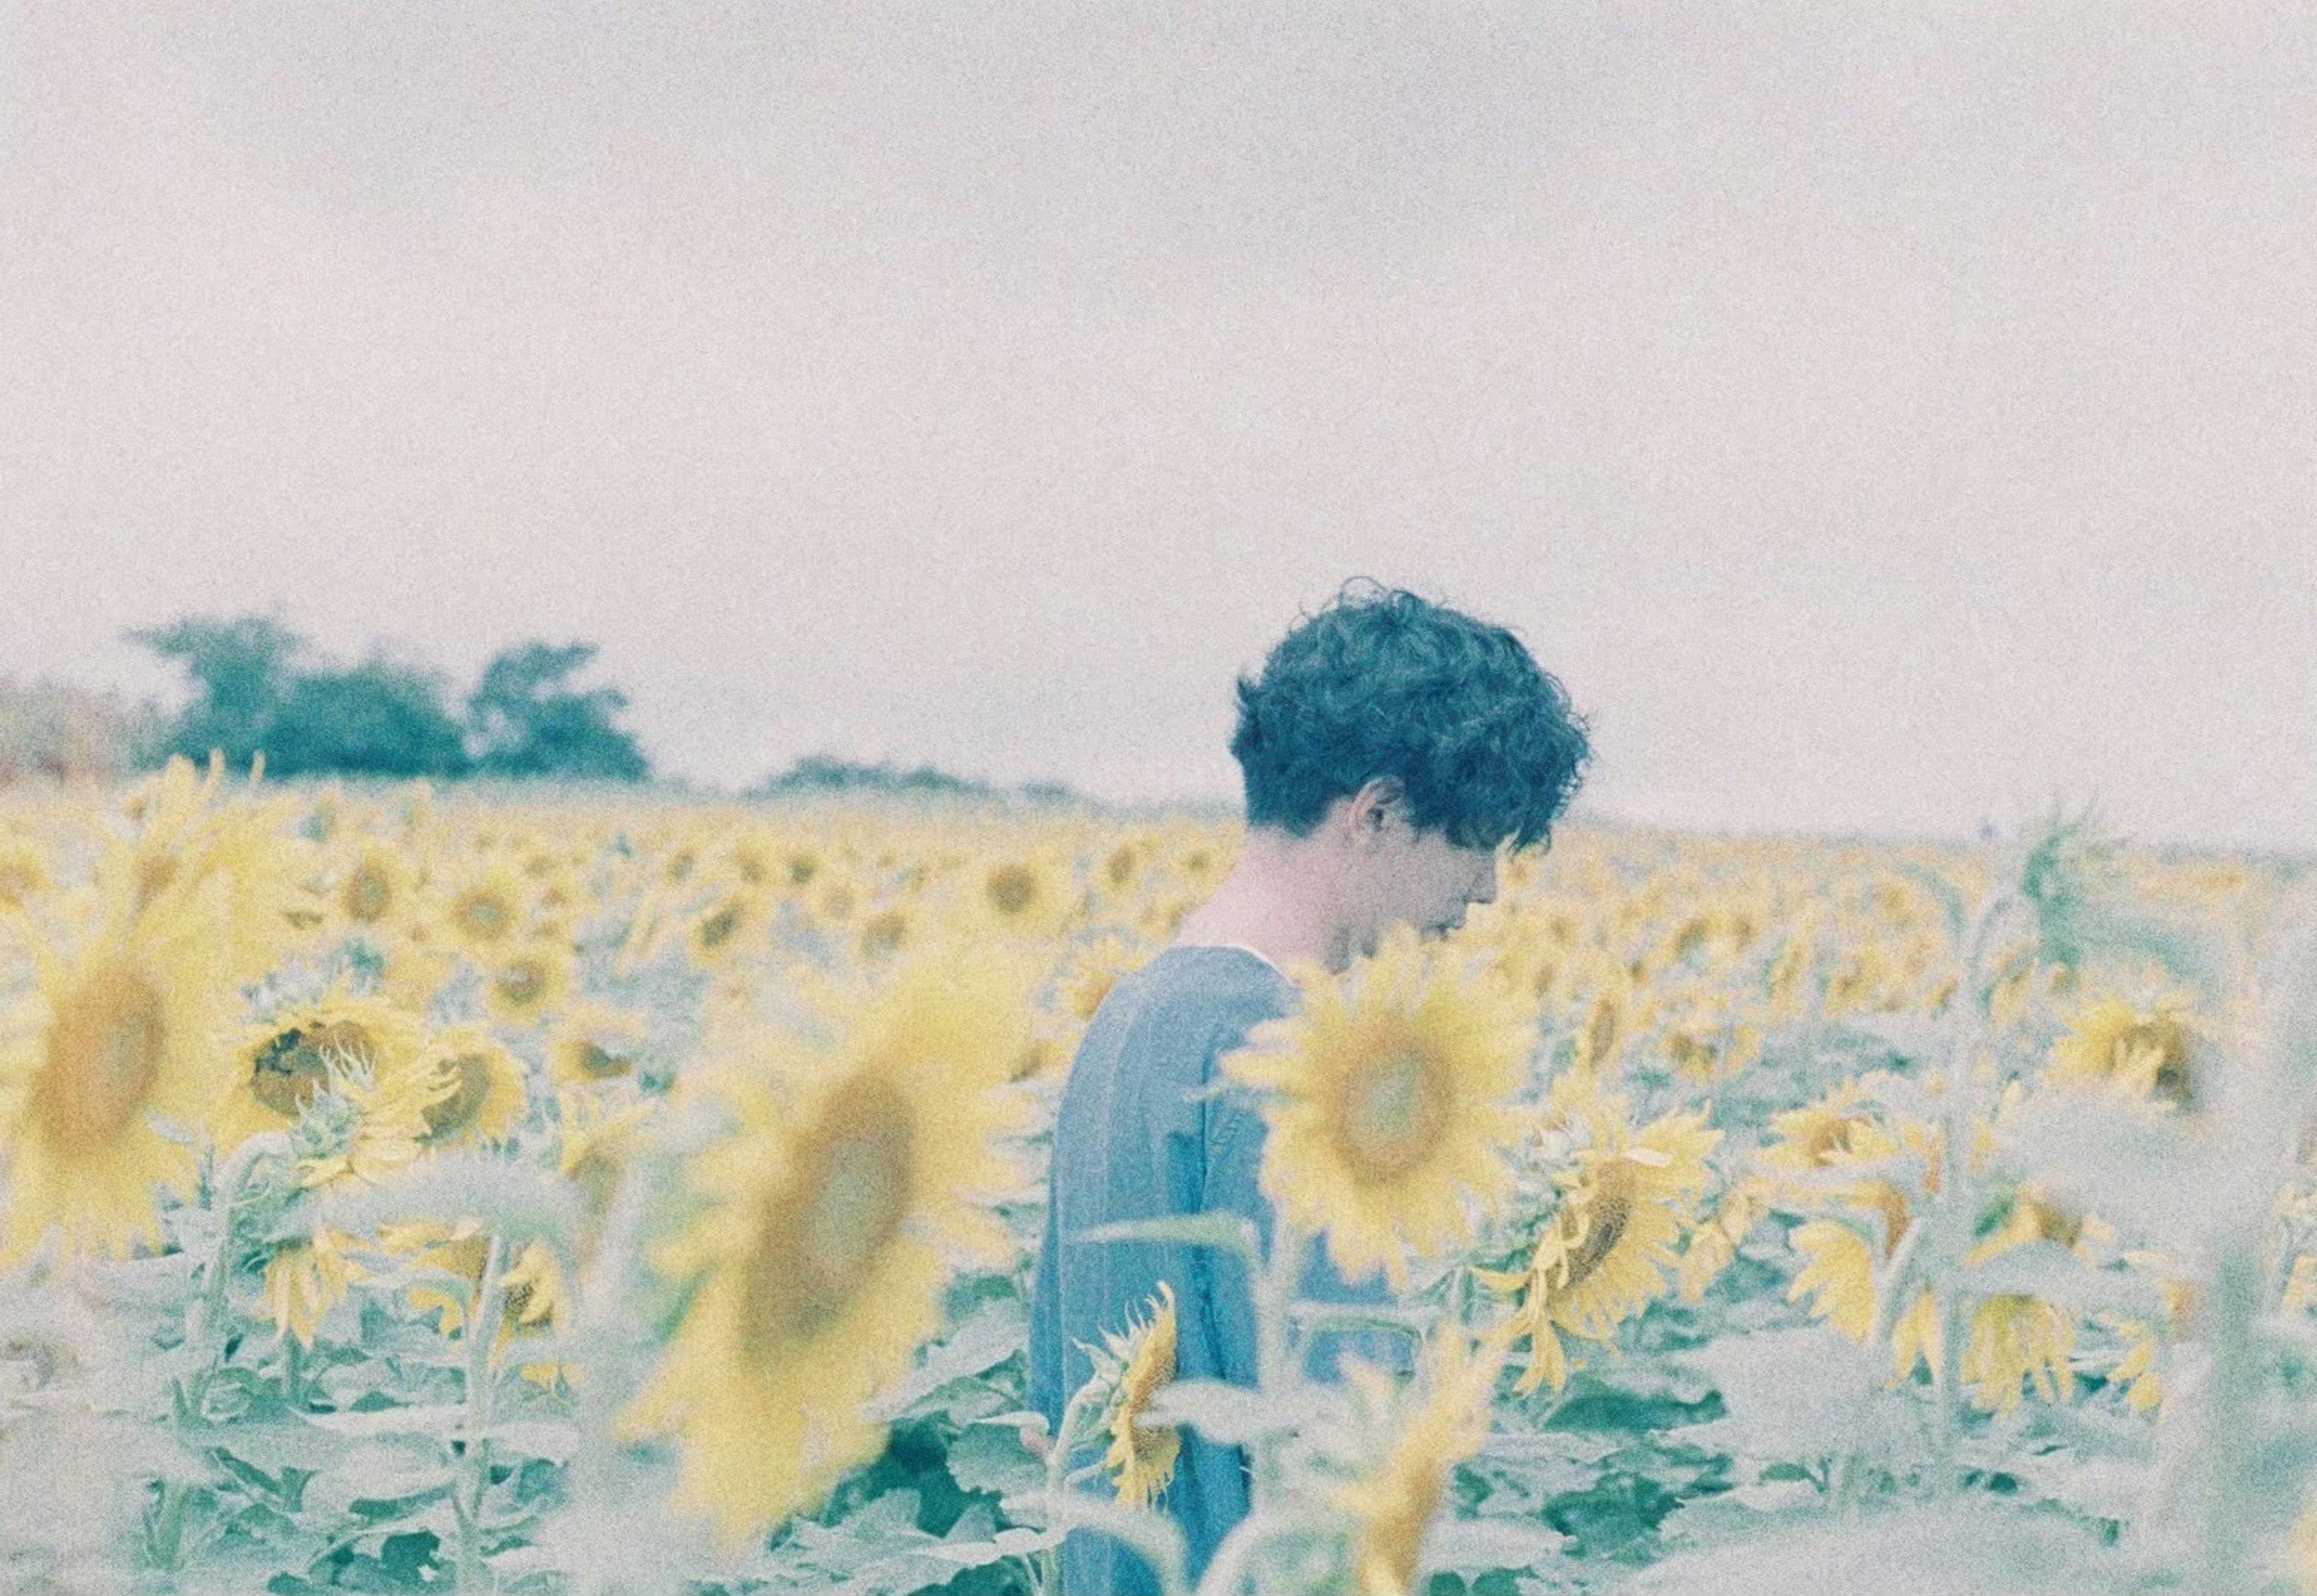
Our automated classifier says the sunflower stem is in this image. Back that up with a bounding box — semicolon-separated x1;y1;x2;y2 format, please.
455;1232;509;1594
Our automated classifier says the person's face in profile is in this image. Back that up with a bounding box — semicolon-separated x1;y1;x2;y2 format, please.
1343;784;1501;956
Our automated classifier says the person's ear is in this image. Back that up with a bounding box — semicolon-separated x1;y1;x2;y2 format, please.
1347;778;1402;845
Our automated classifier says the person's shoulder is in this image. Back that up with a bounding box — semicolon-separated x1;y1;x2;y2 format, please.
1128;945;1295;1014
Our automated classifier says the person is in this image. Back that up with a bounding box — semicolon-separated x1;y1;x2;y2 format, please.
1024;579;1592;1592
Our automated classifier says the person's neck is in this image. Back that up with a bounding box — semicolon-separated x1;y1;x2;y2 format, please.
1171;833;1361;975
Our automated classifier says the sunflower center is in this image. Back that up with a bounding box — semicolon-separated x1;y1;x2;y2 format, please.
696;901;743;951
495;960;548;1009
344;863;394;923
251;1021;374;1118
423;1052;493;1140
1560;1184;1633;1291
39;961;167;1152
987;865;1038;917
456;891;513;943
571;1041;632;1080
860;909;909;956
740;1080;917;1353
1336;1046;1448;1186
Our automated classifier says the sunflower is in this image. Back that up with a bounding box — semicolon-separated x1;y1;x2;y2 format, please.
555;1087;656;1265
618;952;1034;1547
416;1024;527;1146
0;830;52;909
442;866;527;955
389;1218;567;1378
2047;992;2201;1108
483;944;574;1028
1676;1175;1773;1303
1331;1325;1508;1596
549;1004;648;1087
1224;926;1536;1291
263;1226;369;1347
113;754;320;982
1059;933;1145;1023
1095;1281;1181;1508
685;889;767;968
1476;1081;1719;1394
213;990;430;1152
334;841;412;932
0;881;236;1264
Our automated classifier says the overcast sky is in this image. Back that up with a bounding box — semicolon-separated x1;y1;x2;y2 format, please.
4;6;2312;850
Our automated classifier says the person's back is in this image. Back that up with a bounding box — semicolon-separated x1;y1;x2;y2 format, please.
1023;580;1593;1591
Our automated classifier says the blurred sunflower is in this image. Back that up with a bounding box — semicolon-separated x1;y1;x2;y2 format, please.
483;944;574;1028
2047;991;2202;1108
1225;926;1535;1291
334;841;412;933
549;1003;648;1087
555;1087;656;1265
0;879;237;1264
1477;1079;1718;1394
264;1226;369;1347
415;1023;527;1146
442;865;527;955
114;754;320;982
0;830;52;909
685;889;767;968
1331;1325;1509;1596
618;952;1034;1547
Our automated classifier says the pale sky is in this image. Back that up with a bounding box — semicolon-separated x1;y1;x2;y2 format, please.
4;7;2312;851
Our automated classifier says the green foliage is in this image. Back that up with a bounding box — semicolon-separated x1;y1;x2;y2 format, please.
127;615;652;782
466;641;649;781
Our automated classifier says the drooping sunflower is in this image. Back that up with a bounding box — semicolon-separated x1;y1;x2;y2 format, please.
1330;1324;1509;1596
1224;926;1536;1292
617;952;1036;1547
1095;1281;1181;1508
482;943;574;1028
212;990;431;1152
263;1226;369;1347
0;881;237;1264
1476;1079;1719;1395
415;1023;527;1146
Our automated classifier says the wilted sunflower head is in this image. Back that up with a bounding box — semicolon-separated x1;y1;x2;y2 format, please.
217;990;430;1151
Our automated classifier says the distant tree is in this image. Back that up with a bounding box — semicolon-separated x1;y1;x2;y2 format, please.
128;613;305;769
261;658;471;779
465;641;650;781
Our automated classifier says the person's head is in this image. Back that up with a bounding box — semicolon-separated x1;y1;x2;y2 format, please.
1229;580;1591;959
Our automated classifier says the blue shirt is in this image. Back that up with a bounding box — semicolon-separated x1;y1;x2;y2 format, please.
1026;944;1403;1592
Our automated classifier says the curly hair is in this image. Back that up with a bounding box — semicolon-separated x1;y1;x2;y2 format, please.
1229;579;1591;850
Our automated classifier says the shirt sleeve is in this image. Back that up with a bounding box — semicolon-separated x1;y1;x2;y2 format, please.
1026;1178;1063;1435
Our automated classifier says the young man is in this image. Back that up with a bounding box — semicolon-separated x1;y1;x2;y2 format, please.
1025;581;1591;1592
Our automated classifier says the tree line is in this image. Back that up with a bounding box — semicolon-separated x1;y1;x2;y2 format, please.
127;614;650;781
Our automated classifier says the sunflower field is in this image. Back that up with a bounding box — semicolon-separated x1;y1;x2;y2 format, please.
2;755;2314;1594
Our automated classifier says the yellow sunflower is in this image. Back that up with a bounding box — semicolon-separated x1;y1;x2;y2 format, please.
1476;1081;1719;1395
618;952;1035;1547
482;943;574;1028
548;1004;649;1087
1332;1325;1508;1596
0;830;52;909
415;1024;527;1146
263;1226;369;1347
212;990;431;1152
555;1087;656;1265
334;841;412;933
1097;1281;1181;1508
0;880;237;1264
2047;991;2202;1108
685;888;768;968
441;865;527;955
1224;926;1536;1292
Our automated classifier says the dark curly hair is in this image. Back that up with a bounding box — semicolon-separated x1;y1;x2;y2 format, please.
1229;579;1591;850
